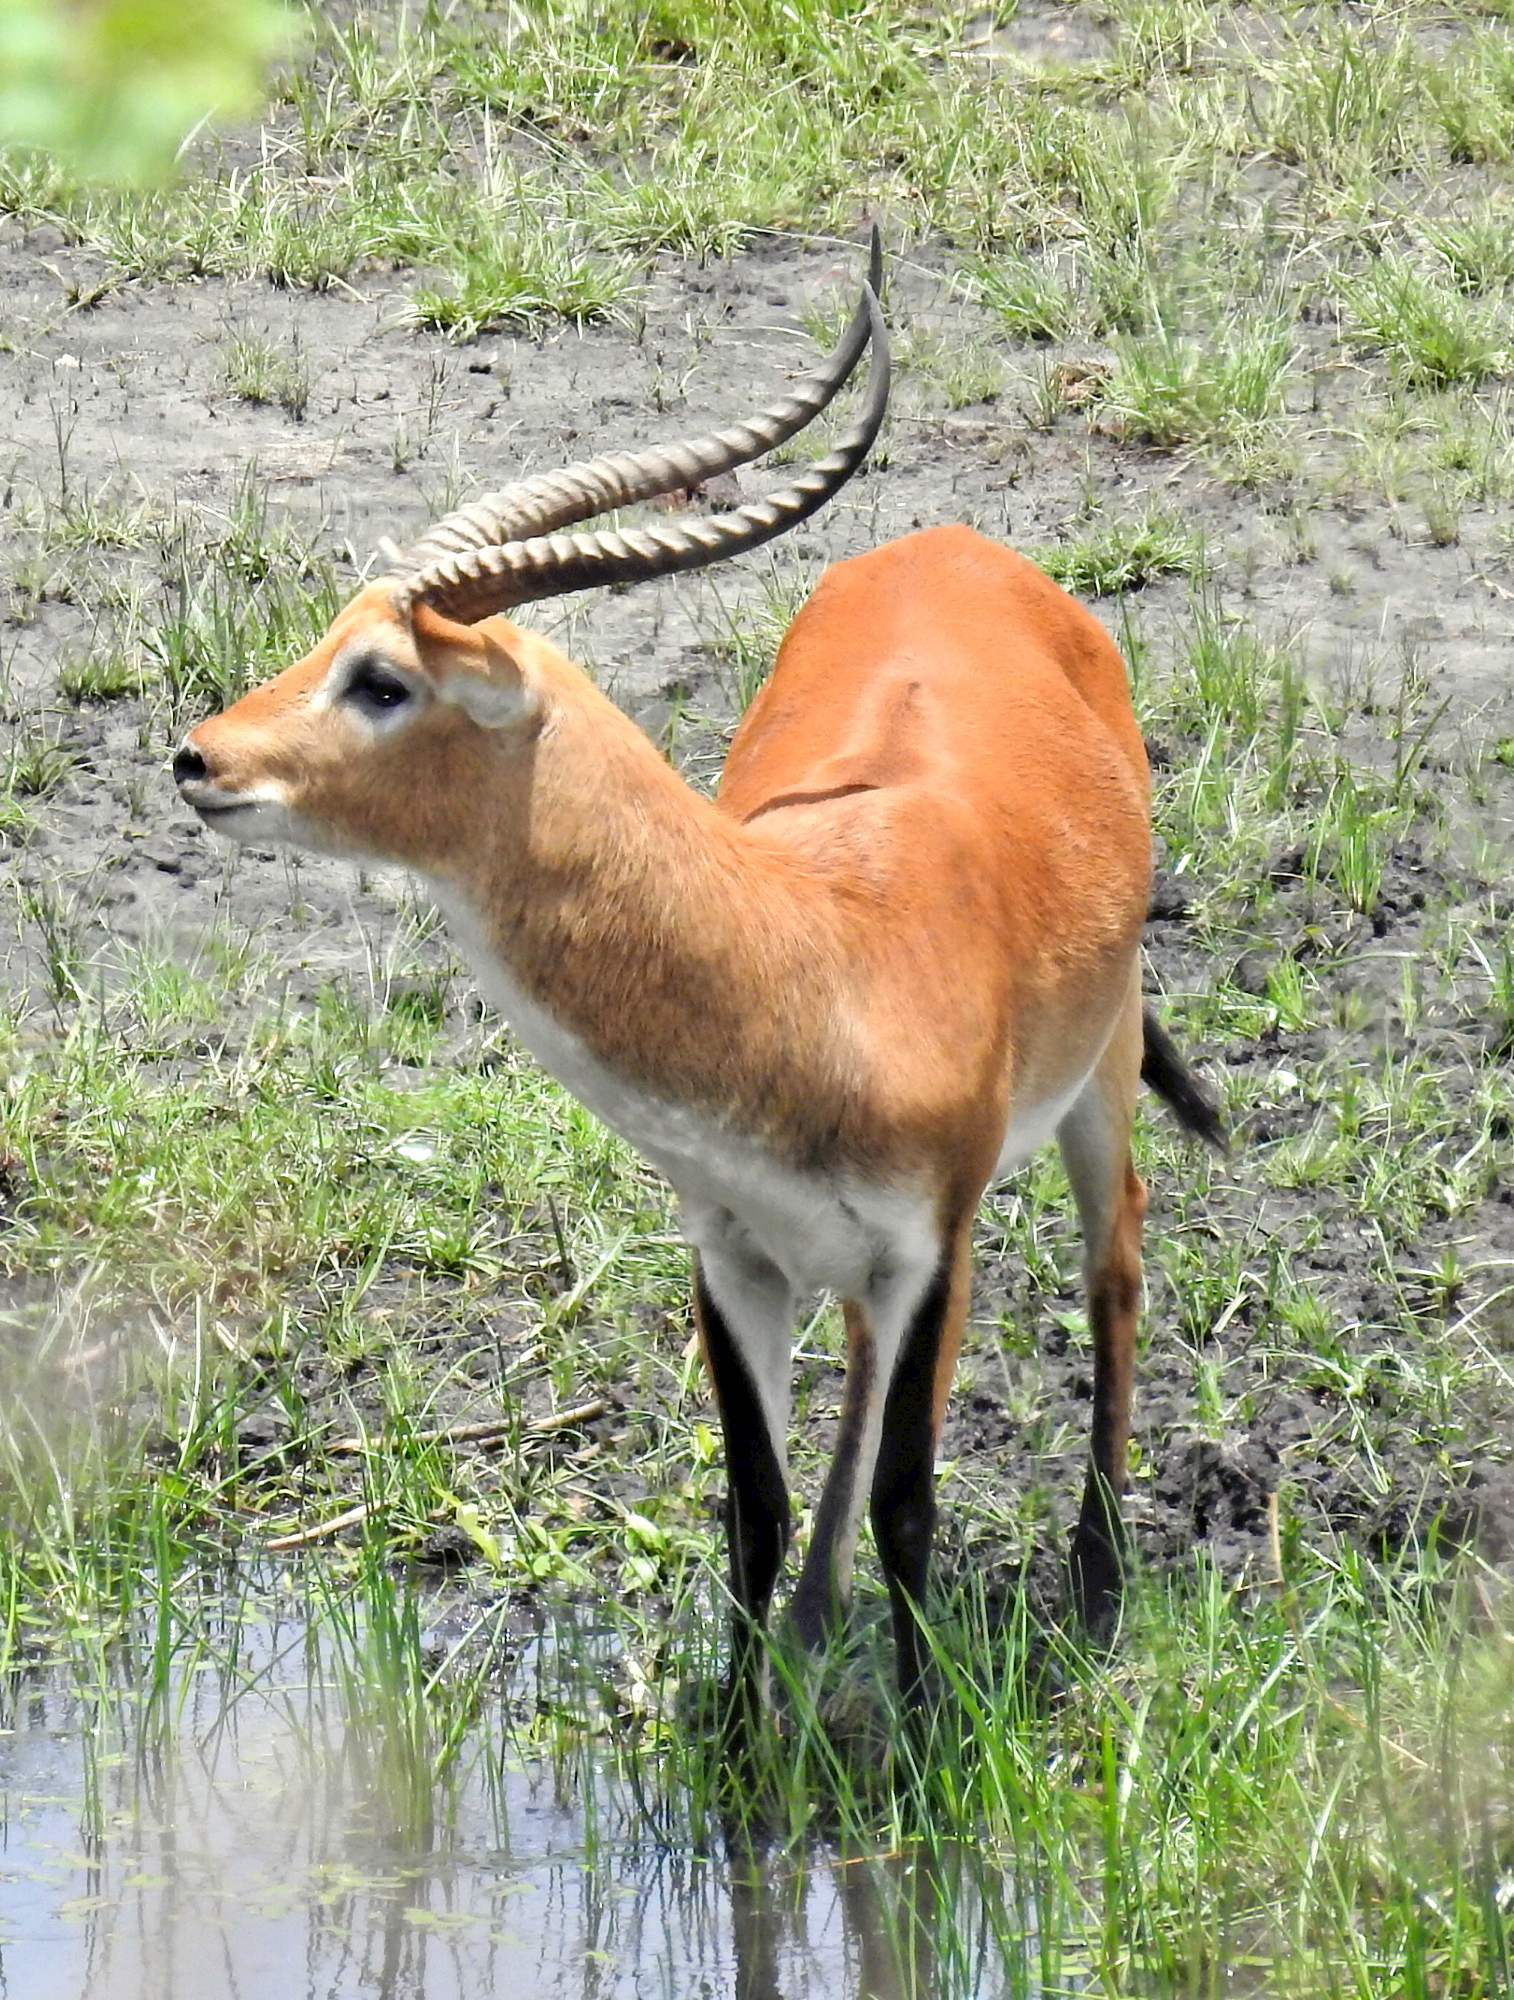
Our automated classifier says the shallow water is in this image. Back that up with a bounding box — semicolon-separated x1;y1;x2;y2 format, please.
0;1596;1033;2000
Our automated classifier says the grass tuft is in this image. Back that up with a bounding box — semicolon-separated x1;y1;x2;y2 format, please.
971;251;1080;343
221;330;311;418
1343;257;1510;388
1100;320;1295;450
1038;508;1207;594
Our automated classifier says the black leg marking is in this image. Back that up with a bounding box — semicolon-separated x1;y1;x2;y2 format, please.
1070;1467;1126;1641
1067;1196;1141;1640
695;1259;791;1700
870;1257;953;1706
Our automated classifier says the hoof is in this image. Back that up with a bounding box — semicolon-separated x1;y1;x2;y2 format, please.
817;1677;890;1755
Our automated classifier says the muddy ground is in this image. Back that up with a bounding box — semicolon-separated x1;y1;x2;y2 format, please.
2;209;1514;1616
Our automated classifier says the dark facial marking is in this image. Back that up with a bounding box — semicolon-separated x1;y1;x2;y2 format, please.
341;655;415;718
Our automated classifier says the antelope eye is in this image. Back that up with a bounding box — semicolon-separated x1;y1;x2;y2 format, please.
343;659;414;716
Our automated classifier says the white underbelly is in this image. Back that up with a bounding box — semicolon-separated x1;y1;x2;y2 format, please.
433;886;936;1298
993;1064;1096;1179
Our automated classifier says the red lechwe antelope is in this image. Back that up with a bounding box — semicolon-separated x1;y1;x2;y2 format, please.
174;240;1221;1708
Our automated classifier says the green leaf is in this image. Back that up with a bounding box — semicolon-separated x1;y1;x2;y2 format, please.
0;0;297;183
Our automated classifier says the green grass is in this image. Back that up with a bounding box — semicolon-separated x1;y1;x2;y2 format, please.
1426;25;1514;164
220;329;311;417
3;1488;1512;1993
1037;508;1207;594
1426;203;1514;291
1343;256;1511;388
57;649;144;703
972;250;1081;343
1099;320;1296;452
1260;23;1425;185
404;207;639;339
5;733;76;798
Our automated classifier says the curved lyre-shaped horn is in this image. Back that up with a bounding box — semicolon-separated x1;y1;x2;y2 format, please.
396;289;888;624
386;228;882;577
388;234;889;625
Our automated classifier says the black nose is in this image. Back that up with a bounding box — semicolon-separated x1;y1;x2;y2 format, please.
173;746;208;787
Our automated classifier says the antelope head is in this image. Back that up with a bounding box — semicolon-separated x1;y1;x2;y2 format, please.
173;236;889;872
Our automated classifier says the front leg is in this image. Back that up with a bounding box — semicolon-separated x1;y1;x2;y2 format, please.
867;1229;972;1707
691;1238;795;1720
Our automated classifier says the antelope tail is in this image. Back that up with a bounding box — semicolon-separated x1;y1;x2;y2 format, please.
1141;1007;1227;1151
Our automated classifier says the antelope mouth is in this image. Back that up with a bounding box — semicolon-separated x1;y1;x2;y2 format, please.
180;788;279;835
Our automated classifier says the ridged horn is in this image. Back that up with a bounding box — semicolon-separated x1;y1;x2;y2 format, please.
385;228;883;577
395;285;889;624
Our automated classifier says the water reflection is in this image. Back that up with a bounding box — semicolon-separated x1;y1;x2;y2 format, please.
0;1606;1028;1999
731;1840;947;2000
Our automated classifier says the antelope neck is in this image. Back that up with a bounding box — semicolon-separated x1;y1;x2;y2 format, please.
428;676;855;1170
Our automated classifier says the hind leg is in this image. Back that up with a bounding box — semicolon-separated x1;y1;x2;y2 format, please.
785;1222;966;1707
786;1237;944;1659
1056;975;1147;1635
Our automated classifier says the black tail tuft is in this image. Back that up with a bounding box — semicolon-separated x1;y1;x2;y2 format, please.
1141;1007;1227;1152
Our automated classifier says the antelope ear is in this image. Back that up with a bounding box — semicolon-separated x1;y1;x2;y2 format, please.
439;659;535;729
409;604;538;730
